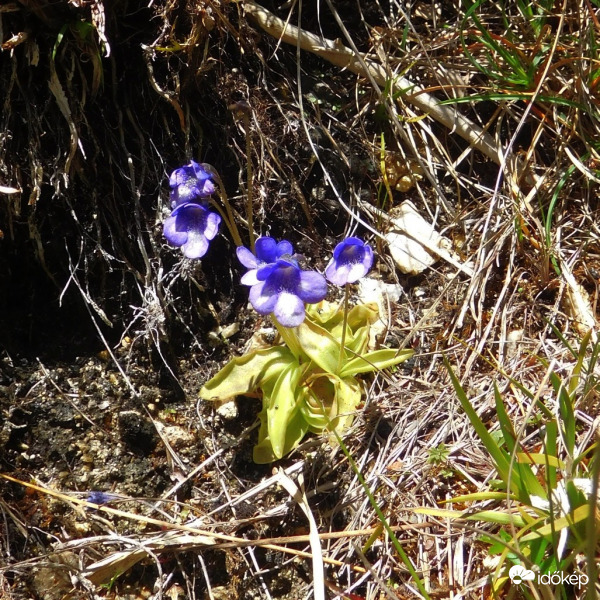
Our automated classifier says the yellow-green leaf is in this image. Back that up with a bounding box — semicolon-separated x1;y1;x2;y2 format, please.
199;346;293;400
295;317;341;375
414;507;527;527
267;362;307;458
517;453;565;469
340;348;414;377
520;504;590;542
254;404;309;463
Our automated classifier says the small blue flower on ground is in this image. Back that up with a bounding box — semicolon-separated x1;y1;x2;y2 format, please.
242;254;327;327
86;491;114;505
236;236;294;285
325;236;373;286
163;202;221;259
169;160;215;207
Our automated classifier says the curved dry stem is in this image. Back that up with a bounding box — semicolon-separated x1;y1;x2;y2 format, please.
244;0;502;165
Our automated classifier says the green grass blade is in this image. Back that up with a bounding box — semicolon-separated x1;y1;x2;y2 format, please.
445;358;516;494
415;507;527;527
544;163;577;244
494;383;546;500
569;330;591;395
439;93;586;110
332;430;431;599
543;420;559;491
585;442;600;595
520;505;591;541
442;491;519;503
549;372;576;457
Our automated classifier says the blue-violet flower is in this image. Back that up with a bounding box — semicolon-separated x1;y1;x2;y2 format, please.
243;255;327;327
169;160;215;207
325;237;373;286
163;202;221;259
236;236;294;285
86;491;115;505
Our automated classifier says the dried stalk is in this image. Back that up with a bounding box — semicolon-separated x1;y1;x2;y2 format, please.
243;1;502;164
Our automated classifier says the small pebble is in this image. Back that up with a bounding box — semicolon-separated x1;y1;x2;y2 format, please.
215;397;238;420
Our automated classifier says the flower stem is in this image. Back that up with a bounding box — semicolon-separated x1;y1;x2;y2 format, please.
229;101;255;251
211;173;243;248
242;110;255;252
336;284;350;374
208;198;240;247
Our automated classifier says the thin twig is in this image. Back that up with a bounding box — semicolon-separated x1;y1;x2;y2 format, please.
244;0;503;164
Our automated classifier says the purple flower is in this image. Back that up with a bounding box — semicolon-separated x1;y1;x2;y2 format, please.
163;202;221;259
236;236;294;285
86;491;114;505
325;237;373;286
245;257;327;327
169;161;215;208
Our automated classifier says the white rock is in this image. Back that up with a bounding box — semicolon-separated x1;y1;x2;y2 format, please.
385;201;473;276
215;397;239;420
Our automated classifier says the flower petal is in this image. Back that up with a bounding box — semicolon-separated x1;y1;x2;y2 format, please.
332;236;361;258
204;211;222;240
192;162;216;195
182;229;209;258
240;247;324;326
297;271;328;303
324;261;350;286
249;281;278;314
273;292;306;327
164;202;220;258
326;237;373;285
240;270;259;286
169;164;195;189
256;262;279;281
169;161;215;207
163;214;188;246
255;237;278;263
276;239;294;257
237;246;259;269
172;178;199;205
349;263;369;284
200;180;215;196
363;244;374;268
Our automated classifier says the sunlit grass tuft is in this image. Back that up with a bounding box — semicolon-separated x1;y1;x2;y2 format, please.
440;331;599;598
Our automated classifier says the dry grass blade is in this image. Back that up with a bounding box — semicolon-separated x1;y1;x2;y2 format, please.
2;472;433;586
82;532;217;585
0;185;20;194
244;0;504;166
48;62;78;182
274;469;325;600
560;256;598;341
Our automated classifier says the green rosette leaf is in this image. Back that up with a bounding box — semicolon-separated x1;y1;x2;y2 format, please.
346;302;379;331
254;405;309;463
300;374;336;430
199;346;294;400
300;373;361;433
266;360;307;459
295;317;341;375
340;348;414;378
306;300;343;327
